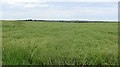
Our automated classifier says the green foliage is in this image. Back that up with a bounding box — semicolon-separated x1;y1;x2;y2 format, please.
2;21;118;65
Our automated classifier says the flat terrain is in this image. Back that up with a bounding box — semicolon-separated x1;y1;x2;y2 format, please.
0;21;2;65
2;21;118;65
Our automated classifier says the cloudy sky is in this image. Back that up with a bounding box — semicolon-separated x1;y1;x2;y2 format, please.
0;0;119;21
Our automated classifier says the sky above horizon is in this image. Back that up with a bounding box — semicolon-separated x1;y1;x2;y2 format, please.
0;0;119;21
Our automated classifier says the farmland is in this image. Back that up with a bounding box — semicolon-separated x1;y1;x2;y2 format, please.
2;21;118;65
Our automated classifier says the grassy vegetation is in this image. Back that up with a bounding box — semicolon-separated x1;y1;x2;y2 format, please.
2;21;118;65
0;21;2;65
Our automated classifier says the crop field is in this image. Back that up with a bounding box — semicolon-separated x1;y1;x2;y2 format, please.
2;21;118;65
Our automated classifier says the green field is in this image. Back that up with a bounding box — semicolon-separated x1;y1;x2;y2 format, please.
2;21;118;65
0;20;2;65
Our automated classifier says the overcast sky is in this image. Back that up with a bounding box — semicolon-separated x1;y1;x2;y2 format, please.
0;0;119;21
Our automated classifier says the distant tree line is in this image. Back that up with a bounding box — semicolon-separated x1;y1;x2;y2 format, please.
21;19;115;23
